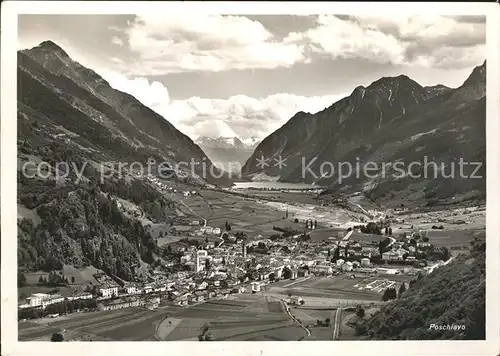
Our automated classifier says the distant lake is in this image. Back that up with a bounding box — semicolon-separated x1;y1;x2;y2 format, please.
232;182;324;190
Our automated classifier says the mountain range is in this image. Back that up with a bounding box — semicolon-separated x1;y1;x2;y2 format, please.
196;135;260;173
242;62;486;208
17;41;240;279
18;40;229;186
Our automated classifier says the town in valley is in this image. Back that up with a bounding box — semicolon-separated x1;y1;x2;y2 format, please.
15;12;487;342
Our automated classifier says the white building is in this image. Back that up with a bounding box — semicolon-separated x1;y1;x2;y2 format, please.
382;252;399;261
67;292;93;301
197;281;208;290
200;227;214;234
100;285;119;298
342;261;354;272
26;293;65;308
125;285;140;295
361;258;371;267
196;250;209;272
311;264;333;274
250;282;261;293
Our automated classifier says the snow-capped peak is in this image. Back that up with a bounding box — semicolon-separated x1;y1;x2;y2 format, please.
196;135;260;149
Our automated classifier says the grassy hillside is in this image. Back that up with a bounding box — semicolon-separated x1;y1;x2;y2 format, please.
361;244;485;340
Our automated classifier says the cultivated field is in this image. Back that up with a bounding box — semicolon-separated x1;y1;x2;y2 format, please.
161;295;306;341
350;232;386;243
18;306;182;341
266;276;401;305
234;190;320;205
182;189;289;238
310;228;347;241
426;229;482;247
177;188;377;240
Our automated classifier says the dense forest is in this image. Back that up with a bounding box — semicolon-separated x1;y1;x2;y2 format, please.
361;243;486;340
17;150;181;281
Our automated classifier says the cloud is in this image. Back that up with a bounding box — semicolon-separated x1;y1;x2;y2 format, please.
159;92;347;140
446;15;486;24
111;36;124;46
108;14;485;74
94;67;344;140
112;14;307;75
96;68;170;109
291;15;485;69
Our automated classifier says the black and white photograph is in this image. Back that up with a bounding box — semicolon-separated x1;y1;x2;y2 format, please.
1;1;499;354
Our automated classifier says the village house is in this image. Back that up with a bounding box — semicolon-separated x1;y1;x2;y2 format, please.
341;261;354;272
98;297;144;311
361;246;376;257
189;291;206;304
201;227;214;234
232;286;246;294
124;284;140;295
348;249;363;258
175;295;189;306
272;265;284;278
153;284;167;293
290;296;304;305
24;293;65;309
417;242;432;248
382;252;399;261
163;280;176;291
358;267;376;274
196;281;208;290
351;242;362;250
258;268;272;281
216;289;229;299
361;258;371;267
224;278;240;288
66;292;93;301
250;281;261;293
99;283;119;299
146;297;161;310
311;264;332;274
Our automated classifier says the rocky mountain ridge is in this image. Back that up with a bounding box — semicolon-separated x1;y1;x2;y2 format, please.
242;61;486;207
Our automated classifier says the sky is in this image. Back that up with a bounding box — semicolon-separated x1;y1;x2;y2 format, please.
18;14;486;140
